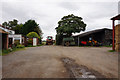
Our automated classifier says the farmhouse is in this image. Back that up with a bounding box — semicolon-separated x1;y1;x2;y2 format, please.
0;24;25;49
73;28;112;46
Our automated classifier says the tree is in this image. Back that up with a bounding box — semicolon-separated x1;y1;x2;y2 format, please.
23;20;42;36
2;19;43;39
27;32;40;39
2;19;18;29
12;24;23;34
2;22;8;27
56;14;86;36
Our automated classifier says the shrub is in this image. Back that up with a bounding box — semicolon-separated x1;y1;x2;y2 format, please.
27;38;33;45
14;40;20;46
16;45;25;48
27;32;40;39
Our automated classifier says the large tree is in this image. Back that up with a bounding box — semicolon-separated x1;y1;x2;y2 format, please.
56;14;86;36
12;23;23;34
23;20;42;36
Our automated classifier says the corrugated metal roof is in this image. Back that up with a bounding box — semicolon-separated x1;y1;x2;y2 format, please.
111;14;120;20
73;28;112;37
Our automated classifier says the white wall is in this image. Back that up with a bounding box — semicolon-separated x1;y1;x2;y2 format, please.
8;34;22;44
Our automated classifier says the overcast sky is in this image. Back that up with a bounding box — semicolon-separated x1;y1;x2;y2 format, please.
0;0;120;40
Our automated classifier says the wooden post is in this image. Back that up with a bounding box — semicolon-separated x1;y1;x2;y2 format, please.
112;20;115;50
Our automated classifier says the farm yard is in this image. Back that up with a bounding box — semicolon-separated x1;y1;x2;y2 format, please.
2;46;118;78
0;0;120;79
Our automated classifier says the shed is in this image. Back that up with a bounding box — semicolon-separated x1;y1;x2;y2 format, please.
73;28;112;46
111;14;120;50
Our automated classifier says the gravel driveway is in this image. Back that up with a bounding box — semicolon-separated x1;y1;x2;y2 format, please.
2;46;118;78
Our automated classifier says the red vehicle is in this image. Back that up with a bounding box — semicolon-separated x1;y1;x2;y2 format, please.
46;36;53;45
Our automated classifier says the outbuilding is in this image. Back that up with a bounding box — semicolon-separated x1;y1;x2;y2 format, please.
0;25;8;50
111;14;120;51
73;28;112;46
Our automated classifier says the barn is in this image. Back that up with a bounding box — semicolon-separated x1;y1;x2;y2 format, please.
73;28;112;46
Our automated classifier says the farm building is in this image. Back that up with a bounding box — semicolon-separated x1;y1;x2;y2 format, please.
0;25;9;50
0;24;25;48
73;28;112;46
111;14;120;51
8;34;24;47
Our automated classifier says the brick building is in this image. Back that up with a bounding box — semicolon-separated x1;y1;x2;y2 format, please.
0;28;8;50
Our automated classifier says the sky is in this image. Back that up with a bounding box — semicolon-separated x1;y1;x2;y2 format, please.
0;0;120;40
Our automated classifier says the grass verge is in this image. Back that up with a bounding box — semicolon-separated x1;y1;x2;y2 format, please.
108;50;115;52
0;45;25;56
26;44;43;47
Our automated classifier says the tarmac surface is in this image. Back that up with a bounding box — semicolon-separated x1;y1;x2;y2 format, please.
2;46;118;78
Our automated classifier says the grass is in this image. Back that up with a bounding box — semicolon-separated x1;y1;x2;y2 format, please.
1;44;43;56
37;44;43;46
0;47;25;56
26;44;43;47
0;45;25;56
103;45;112;47
79;45;112;47
79;46;90;47
108;50;115;52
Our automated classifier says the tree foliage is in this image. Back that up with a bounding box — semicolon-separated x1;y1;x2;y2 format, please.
27;32;40;39
2;19;42;38
2;19;18;29
23;20;42;36
12;24;23;34
56;14;86;36
2;22;8;27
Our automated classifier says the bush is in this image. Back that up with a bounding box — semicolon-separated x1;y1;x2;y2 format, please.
16;45;25;48
27;38;33;45
14;40;20;46
27;32;40;39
